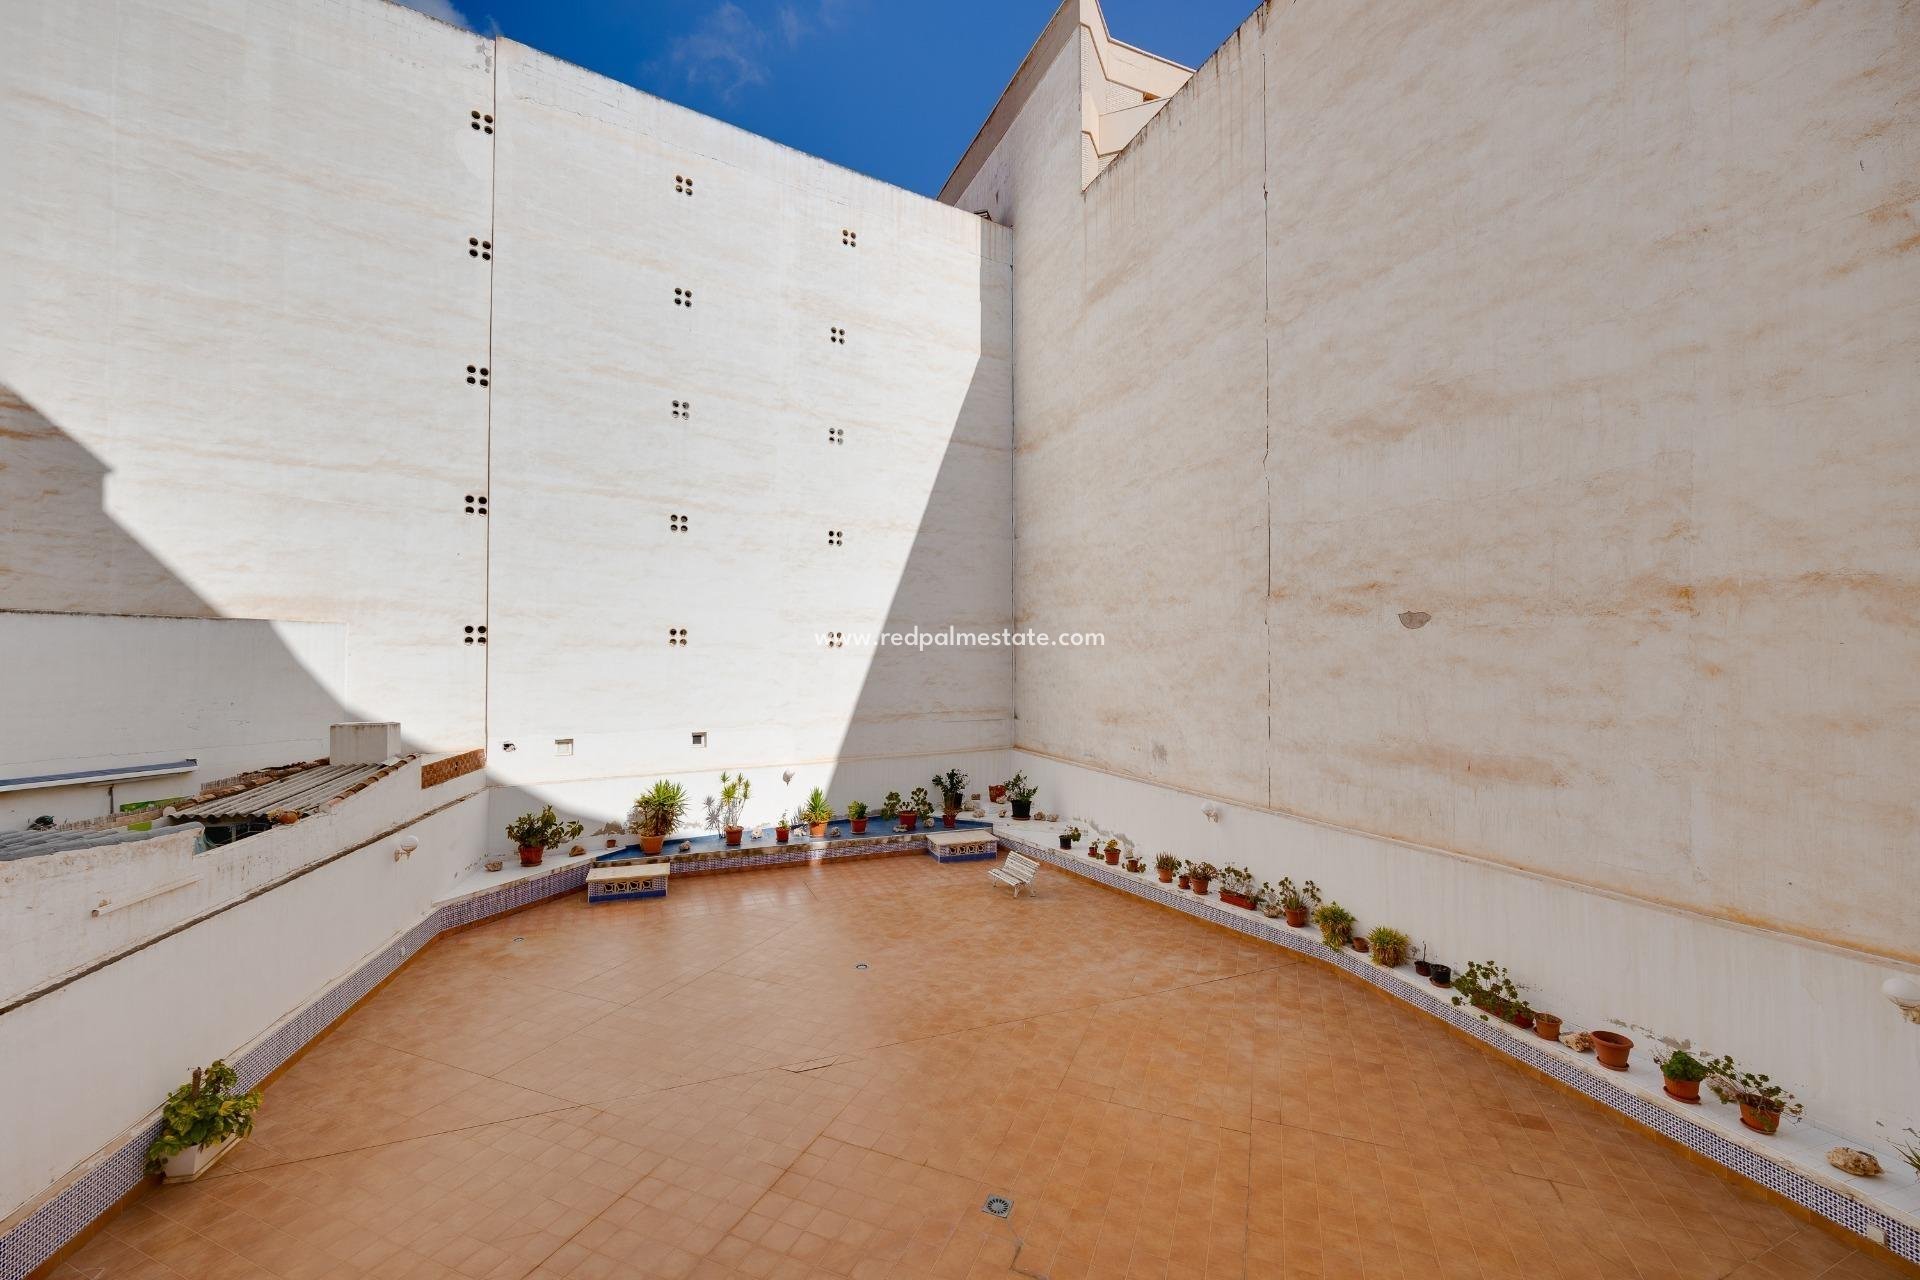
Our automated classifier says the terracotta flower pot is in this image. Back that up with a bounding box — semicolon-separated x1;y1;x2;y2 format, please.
1088;845;1102;858
1177;874;1190;890
1158;869;1173;883
1105;850;1120;865
1351;936;1369;953
775;826;790;843
1190;877;1211;896
725;826;744;847
988;785;1007;803
1589;1031;1633;1071
943;812;958;829
1285;907;1308;927
605;838;619;849
1533;1013;1562;1041
1663;1077;1701;1104
851;818;868;834
641;834;665;854
900;812;918;831
1220;890;1253;909
1510;1011;1535;1030
809;821;829;838
517;844;544;868
1739;1101;1782;1135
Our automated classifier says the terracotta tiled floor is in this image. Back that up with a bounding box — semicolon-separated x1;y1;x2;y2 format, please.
58;855;1905;1280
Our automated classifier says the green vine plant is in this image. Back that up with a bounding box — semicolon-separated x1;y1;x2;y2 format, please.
1702;1055;1802;1121
145;1061;261;1173
1448;960;1532;1023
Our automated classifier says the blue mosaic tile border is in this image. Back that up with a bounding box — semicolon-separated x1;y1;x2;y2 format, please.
998;834;1919;1268
0;860;589;1280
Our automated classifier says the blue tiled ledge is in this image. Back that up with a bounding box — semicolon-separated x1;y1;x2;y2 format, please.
997;833;1919;1269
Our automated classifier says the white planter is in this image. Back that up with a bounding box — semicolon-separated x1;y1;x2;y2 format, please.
161;1134;242;1183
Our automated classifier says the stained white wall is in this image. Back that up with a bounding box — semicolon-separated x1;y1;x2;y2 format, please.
0;0;493;751
958;0;1920;1143
483;43;1014;791
0;612;347;827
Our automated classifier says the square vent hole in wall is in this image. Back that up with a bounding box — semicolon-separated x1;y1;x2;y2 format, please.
669;513;689;533
690;731;706;747
554;738;573;757
827;427;844;444
675;174;693;196
668;628;688;646
827;529;843;546
672;399;690;420
828;326;845;344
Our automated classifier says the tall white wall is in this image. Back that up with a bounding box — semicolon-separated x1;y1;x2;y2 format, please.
483;43;1014;792
958;0;1920;1139
0;612;347;826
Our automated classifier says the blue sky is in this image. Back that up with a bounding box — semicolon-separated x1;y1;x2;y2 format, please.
398;0;1255;195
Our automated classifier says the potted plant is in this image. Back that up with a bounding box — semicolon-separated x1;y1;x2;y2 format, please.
1412;943;1431;978
1275;878;1320;927
1258;884;1285;918
1177;866;1191;890
1061;826;1081;850
1155;853;1180;884
910;786;936;830
1449;960;1535;1029
1427;962;1452;987
1589;1030;1634;1071
627;780;688;855
1003;772;1038;820
881;790;910;830
505;806;584;868
846;800;869;834
988;782;1008;803
703;772;751;846
1217;865;1257;910
145;1061;261;1182
1123;851;1145;873
1703;1056;1802;1134
1103;838;1121;866
1532;1010;1563;1041
1656;1048;1710;1104
1188;861;1217;895
798;787;833;838
1312;901;1355;949
933;770;968;828
775;812;791;843
1367;926;1409;968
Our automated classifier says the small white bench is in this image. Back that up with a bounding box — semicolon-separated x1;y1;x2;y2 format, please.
987;851;1040;897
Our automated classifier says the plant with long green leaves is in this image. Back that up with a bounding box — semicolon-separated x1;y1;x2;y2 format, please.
145;1062;260;1173
627;780;689;838
703;772;752;832
1003;772;1038;803
798;787;833;825
932;769;969;811
1312;900;1355;949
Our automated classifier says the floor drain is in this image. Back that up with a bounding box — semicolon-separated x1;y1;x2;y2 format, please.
512;937;524;943
854;963;869;970
983;1195;1011;1219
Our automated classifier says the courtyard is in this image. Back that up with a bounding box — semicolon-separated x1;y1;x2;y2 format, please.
54;855;1901;1280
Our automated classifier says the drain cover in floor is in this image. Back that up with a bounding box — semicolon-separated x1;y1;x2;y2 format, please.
983;1195;1012;1219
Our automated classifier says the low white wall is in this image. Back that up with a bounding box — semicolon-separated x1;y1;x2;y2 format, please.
485;748;1014;858
0;790;488;1221
0;612;348;828
0;759;485;1003
1012;750;1920;1148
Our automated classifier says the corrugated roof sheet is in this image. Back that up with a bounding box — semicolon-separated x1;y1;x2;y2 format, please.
171;761;399;821
0;823;202;863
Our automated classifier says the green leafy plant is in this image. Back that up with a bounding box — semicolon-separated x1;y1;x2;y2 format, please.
1312;901;1355;948
145;1062;260;1173
1189;861;1219;881
1702;1055;1802;1121
932;769;969;812
1064;827;1083;841
505;806;584;851
1218;865;1256;897
1449;960;1531;1024
1105;838;1121;854
1155;853;1181;873
798;787;833;825
1657;1048;1710;1083
627;780;689;838
909;786;935;820
1123;852;1145;872
1275;878;1321;914
1366;925;1409;967
703;772;752;831
1003;772;1038;803
845;800;868;820
879;791;903;819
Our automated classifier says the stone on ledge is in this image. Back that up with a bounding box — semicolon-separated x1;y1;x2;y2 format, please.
1560;1031;1593;1053
1827;1148;1882;1177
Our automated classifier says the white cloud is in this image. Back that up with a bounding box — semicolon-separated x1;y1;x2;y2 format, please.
669;3;771;100
390;0;473;31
